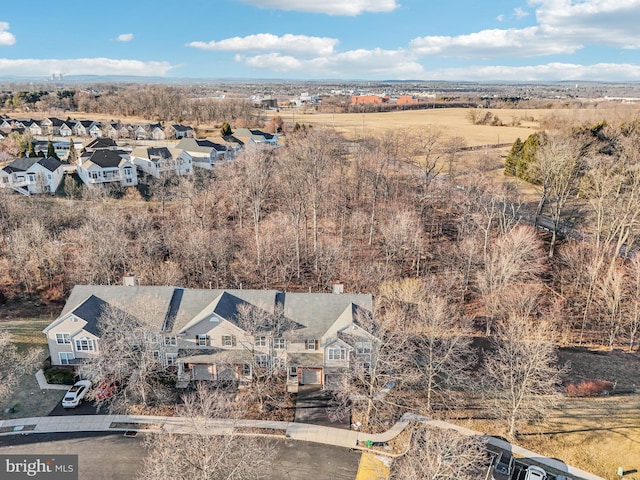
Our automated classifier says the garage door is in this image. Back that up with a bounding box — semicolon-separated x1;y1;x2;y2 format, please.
300;368;322;385
192;365;212;381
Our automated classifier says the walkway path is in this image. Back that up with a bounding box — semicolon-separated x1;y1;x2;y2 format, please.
0;413;604;480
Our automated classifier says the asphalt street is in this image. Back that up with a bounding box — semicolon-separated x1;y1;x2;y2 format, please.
0;432;361;480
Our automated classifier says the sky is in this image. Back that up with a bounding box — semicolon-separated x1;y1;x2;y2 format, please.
1;0;640;82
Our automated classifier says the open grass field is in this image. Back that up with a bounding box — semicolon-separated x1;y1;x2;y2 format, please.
266;105;640;146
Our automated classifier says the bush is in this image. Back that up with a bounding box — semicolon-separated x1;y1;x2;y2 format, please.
43;366;76;385
565;379;614;397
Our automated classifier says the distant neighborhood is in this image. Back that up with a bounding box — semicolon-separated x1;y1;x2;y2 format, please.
0;115;278;196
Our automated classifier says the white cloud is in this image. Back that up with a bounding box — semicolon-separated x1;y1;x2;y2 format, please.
409;0;640;60
410;26;580;58
240;49;423;78
496;14;505;22
0;21;16;46
426;62;640;82
116;33;134;42
513;7;529;18
533;0;640;49
237;0;398;15
0;58;174;77
188;33;338;56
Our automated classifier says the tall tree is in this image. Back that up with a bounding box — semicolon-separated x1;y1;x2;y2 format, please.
390;427;487;480
484;315;564;437
533;131;585;256
138;384;276;480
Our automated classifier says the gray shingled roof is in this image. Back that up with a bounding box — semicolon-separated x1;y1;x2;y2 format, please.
56;286;373;340
86;150;127;168
38;156;63;172
176;138;227;154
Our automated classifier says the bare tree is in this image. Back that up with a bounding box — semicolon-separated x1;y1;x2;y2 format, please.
390;426;487;480
0;330;41;402
79;303;173;412
476;225;546;335
410;290;475;412
138;384;275;480
234;303;297;412
595;261;626;349
484;315;564;437
330;307;420;431
625;253;640;352
533;132;585;256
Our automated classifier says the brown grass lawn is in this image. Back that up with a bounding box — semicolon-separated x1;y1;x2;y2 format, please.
455;395;640;480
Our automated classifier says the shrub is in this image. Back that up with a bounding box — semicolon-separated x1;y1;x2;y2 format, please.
43;366;76;385
565;379;614;397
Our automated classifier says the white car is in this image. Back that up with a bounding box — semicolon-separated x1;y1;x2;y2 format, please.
62;380;91;408
524;465;547;480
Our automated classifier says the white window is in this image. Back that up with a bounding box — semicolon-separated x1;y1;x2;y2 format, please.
163;335;177;346
56;333;71;344
356;341;371;354
328;346;346;361
289;366;297;377
305;340;317;350
196;334;210;346
242;364;252;376
59;352;75;365
74;339;95;352
222;335;236;347
255;354;269;368
273;338;286;350
255;336;267;347
152;350;160;361
147;333;158;344
165;353;178;367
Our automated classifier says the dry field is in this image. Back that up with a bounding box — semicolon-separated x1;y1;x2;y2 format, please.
266;105;640;146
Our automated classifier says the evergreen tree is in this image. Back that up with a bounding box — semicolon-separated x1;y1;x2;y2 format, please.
504;138;523;176
503;133;541;183
220;122;232;137
67;140;78;164
27;142;36;158
46;140;59;160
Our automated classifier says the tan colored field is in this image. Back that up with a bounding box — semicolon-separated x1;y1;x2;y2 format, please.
267;105;640;147
456;394;640;480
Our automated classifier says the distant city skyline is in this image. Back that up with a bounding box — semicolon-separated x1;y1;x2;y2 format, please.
1;0;640;82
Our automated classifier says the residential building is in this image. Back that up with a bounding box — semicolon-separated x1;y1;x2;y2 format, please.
170;124;194;139
43;285;375;390
130;146;193;178
0;156;64;195
232;128;279;146
76;149;138;187
175;138;228;169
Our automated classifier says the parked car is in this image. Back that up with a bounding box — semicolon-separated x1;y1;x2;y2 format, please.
94;379;119;401
524;465;547;480
491;451;515;480
62;380;91;408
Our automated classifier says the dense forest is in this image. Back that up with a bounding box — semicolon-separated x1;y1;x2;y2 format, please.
2;120;640;354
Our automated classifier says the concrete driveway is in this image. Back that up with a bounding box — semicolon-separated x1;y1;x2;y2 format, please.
294;385;350;430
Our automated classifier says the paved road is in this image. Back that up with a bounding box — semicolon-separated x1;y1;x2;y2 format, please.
0;432;361;480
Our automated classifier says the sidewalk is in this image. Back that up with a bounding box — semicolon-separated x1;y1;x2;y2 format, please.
35;370;69;391
0;413;604;480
